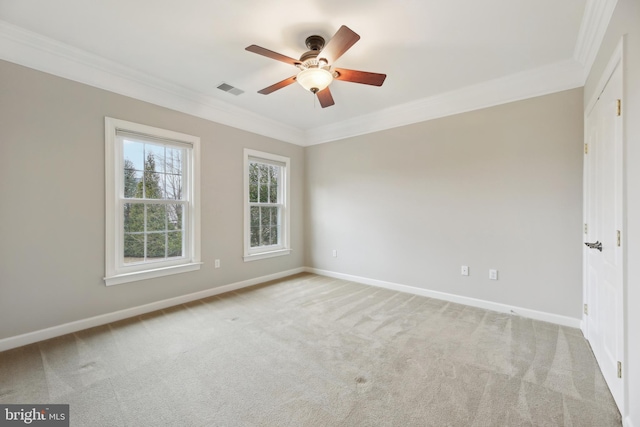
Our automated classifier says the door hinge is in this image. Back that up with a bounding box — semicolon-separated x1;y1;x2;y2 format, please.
584;143;589;154
584;304;588;315
617;361;622;378
584;223;588;234
617;99;622;116
617;230;621;247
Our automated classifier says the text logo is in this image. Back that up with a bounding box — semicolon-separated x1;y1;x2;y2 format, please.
0;405;68;426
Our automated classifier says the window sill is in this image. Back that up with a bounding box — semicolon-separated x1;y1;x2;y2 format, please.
104;262;203;286
243;249;291;262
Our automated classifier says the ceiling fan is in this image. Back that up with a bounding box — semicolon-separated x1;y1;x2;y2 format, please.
245;25;386;108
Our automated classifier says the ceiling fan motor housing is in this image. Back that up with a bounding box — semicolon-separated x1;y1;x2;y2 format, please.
299;35;330;69
305;35;325;51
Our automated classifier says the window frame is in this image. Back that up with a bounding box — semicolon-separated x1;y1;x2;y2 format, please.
105;117;201;286
243;149;291;261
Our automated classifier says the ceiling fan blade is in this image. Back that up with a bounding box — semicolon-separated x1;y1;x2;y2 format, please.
334;68;387;86
257;76;298;95
318;25;360;64
317;87;335;108
245;45;301;66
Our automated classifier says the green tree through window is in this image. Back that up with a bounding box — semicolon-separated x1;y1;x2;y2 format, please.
243;149;289;261
249;161;280;247
123;148;184;262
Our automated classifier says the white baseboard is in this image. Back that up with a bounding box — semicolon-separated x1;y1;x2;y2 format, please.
0;266;584;352
304;267;581;328
0;267;305;352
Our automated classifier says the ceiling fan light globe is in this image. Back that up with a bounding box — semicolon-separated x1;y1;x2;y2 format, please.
297;68;333;93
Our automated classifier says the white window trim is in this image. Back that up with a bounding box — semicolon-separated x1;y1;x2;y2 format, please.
104;117;201;286
243;149;291;262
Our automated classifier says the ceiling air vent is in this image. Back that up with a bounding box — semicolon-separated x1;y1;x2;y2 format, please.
216;82;244;96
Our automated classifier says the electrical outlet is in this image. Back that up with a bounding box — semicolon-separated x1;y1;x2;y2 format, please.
214;259;220;269
489;269;498;280
332;249;337;257
461;266;469;276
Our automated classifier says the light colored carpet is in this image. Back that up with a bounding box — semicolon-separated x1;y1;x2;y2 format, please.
0;273;621;426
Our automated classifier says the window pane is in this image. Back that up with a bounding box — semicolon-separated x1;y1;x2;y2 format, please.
124;203;144;233
143;167;163;199
250;227;260;247
165;147;183;175
165;174;182;200
249;182;258;203
147;204;166;232
158;174;167;199
270;207;279;245
259;206;272;246
270;207;279;226
123;140;144;172
269;166;279;203
260;206;271;228
259;164;269;203
261;223;272;246
167;204;183;231
146;144;165;173
124;233;144;263
147;232;166;259
168;231;182;257
250;206;260;229
124;164;141;198
249;163;258;203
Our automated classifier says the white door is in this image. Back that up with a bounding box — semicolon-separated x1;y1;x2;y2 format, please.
584;61;624;412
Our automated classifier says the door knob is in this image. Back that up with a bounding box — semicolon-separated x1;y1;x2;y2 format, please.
584;241;603;252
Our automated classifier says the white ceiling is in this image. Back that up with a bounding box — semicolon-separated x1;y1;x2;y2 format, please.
0;0;608;145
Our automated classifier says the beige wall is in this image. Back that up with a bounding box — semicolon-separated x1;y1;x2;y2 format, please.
585;0;640;424
0;60;305;340
305;88;584;318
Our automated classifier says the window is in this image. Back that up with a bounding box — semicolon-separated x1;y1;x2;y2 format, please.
105;118;201;285
243;149;290;261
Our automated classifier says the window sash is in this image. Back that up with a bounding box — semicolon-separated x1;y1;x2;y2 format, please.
120;199;189;267
249;204;282;250
118;135;189;202
248;160;281;205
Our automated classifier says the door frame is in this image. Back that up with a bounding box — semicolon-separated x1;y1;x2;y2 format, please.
582;35;626;415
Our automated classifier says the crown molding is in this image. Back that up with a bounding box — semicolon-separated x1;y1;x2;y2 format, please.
0;20;304;145
573;0;618;81
303;59;585;146
2;18;591;147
